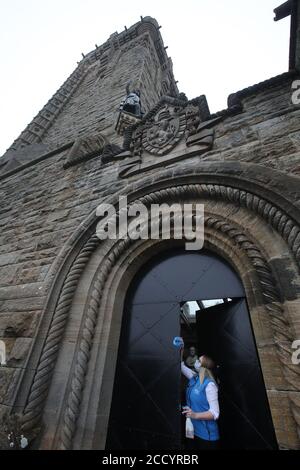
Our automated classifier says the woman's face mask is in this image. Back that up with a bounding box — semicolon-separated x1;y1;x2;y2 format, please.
194;359;201;372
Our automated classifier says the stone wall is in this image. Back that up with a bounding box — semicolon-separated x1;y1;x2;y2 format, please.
208;80;300;176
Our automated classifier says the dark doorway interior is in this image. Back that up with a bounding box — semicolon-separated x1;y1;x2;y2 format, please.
181;298;278;450
105;248;278;450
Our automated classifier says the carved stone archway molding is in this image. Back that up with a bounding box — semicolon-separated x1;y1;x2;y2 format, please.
12;164;300;449
57;212;299;450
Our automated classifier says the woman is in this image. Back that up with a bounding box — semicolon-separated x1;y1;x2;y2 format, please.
181;348;220;450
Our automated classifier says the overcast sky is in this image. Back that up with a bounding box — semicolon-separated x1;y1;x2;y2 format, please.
0;0;290;156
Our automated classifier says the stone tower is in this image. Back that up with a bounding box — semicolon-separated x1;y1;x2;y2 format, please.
0;7;300;450
0;17;177;172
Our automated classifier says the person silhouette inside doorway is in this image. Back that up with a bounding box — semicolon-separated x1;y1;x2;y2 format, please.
185;346;199;372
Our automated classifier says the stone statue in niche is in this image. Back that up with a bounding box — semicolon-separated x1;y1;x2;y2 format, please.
119;81;142;117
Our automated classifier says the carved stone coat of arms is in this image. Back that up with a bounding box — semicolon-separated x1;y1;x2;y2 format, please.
141;105;186;156
116;95;222;178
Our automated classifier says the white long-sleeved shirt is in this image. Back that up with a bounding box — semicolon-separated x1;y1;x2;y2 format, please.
181;361;220;420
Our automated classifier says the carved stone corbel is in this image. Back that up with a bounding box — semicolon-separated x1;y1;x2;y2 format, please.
186;116;222;149
63;133;108;168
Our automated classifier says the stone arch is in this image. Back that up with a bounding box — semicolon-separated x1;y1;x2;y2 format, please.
12;164;300;450
53;212;298;450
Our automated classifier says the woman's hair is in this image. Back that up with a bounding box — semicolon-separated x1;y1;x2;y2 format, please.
199;355;216;384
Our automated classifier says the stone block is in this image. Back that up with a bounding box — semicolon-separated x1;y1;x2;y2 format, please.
0;367;21;405
5;338;32;367
0;312;39;338
267;390;300;449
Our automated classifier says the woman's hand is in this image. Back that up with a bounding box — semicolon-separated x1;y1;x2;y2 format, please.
182;407;197;420
182;407;215;421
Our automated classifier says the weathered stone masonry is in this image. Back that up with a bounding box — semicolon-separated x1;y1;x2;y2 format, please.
0;12;300;449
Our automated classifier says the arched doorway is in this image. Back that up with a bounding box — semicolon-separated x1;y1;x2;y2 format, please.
105;247;278;450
